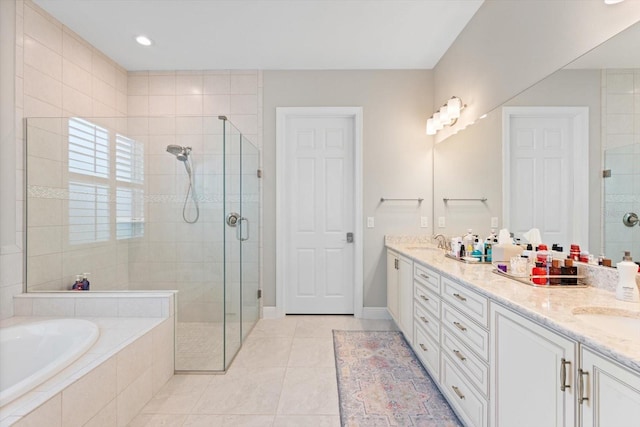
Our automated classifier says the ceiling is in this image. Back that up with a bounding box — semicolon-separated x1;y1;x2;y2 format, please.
33;0;484;71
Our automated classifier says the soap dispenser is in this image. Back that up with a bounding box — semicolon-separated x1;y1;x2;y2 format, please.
81;273;91;291
616;251;639;303
72;274;83;291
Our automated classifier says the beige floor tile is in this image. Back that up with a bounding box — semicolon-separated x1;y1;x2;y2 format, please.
250;317;298;338
232;336;293;368
287;337;335;368
272;415;341;427
192;367;286;414
276;367;339;416
153;375;213;398
141;392;201;415
127;413;189;427
183;414;275;427
294;315;355;338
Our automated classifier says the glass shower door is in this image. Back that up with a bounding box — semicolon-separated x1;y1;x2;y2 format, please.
241;136;260;340
223;121;242;370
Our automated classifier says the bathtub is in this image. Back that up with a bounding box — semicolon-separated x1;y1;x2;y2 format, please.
0;319;99;407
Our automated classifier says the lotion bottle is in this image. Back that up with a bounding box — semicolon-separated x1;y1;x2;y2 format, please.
616;251;639;303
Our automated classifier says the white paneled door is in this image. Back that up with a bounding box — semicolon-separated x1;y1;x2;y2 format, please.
282;113;355;314
503;107;589;249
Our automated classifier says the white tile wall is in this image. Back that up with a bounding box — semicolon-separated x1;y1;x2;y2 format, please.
602;69;640;259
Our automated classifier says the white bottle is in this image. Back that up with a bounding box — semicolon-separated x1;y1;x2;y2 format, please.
462;229;474;253
616;251;639;303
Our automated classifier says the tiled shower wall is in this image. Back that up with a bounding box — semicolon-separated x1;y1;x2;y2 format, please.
2;0;263;320
125;71;262;322
1;0;128;318
602;69;640;260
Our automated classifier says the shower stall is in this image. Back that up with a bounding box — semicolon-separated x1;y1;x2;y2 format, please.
25;115;261;371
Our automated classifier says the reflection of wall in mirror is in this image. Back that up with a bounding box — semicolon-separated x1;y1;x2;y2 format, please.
602;69;640;261
434;69;601;252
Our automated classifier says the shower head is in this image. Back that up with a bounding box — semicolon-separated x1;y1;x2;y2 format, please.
166;145;191;161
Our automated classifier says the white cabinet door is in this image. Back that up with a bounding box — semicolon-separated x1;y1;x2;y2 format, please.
491;304;576;427
386;251;399;322
580;347;640;427
398;255;413;344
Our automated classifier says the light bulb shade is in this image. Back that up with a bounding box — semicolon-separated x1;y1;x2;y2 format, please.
447;97;462;119
426;119;436;135
439;106;450;123
433;112;444;130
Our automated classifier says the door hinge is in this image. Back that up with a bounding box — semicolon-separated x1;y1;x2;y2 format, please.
257;289;262;299
257;169;263;178
603;169;611;178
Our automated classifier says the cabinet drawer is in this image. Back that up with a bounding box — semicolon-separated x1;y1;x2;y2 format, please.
442;302;489;361
442;277;489;328
414;302;439;341
414;281;440;318
414;263;440;293
442;328;489;396
414;324;439;380
441;355;488;427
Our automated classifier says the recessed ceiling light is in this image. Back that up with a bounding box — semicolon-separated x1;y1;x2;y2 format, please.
604;0;625;4
135;35;152;46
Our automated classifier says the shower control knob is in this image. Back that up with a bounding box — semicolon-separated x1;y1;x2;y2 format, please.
623;212;639;227
226;212;240;227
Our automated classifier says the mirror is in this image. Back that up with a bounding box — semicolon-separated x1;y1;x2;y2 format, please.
433;21;640;261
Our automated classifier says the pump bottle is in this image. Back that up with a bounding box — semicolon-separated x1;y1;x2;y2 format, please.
616;251;639;303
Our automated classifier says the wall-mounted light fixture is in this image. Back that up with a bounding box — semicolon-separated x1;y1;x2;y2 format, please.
426;96;465;135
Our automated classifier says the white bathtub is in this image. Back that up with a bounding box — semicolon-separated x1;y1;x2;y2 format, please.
0;319;99;407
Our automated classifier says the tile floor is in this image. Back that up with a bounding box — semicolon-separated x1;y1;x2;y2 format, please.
128;315;398;427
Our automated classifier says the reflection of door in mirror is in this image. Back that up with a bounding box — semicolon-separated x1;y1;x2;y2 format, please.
503;107;589;249
604;143;640;260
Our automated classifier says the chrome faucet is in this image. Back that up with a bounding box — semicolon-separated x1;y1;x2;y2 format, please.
432;234;450;251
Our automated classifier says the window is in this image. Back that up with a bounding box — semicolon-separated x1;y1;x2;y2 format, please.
68;182;110;244
68;118;111;245
115;134;145;240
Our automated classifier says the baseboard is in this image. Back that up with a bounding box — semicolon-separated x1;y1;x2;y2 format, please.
262;306;391;320
359;307;392;320
262;306;284;319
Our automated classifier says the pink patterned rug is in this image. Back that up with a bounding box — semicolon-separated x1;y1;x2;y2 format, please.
333;330;462;427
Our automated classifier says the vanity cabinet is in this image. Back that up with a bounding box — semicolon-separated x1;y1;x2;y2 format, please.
413;264;441;378
441;277;490;427
490;303;576;427
386;250;413;342
579;346;640;427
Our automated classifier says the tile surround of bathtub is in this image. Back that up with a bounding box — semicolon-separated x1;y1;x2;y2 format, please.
1;292;175;427
12;292;175;318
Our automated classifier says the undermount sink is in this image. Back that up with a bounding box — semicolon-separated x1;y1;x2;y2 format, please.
572;306;640;339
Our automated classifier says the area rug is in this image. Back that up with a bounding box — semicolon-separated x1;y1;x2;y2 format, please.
333;330;462;427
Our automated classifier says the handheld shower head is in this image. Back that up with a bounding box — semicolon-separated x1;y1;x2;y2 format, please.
166;145;190;161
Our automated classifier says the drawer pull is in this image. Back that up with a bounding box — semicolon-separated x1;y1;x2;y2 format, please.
560;358;571;392
453;349;467;362
453;293;467;302
420;294;429;302
419;343;428;352
420;316;429;324
419;273;430;280
578;369;589;404
452;385;465;400
453;321;467;332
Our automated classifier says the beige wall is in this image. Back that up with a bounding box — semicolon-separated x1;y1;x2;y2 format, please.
263;70;434;308
434;0;640;143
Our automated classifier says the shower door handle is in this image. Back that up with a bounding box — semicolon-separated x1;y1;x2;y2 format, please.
237;217;250;241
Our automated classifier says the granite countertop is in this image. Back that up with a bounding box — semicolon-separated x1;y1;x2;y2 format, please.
385;238;640;372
